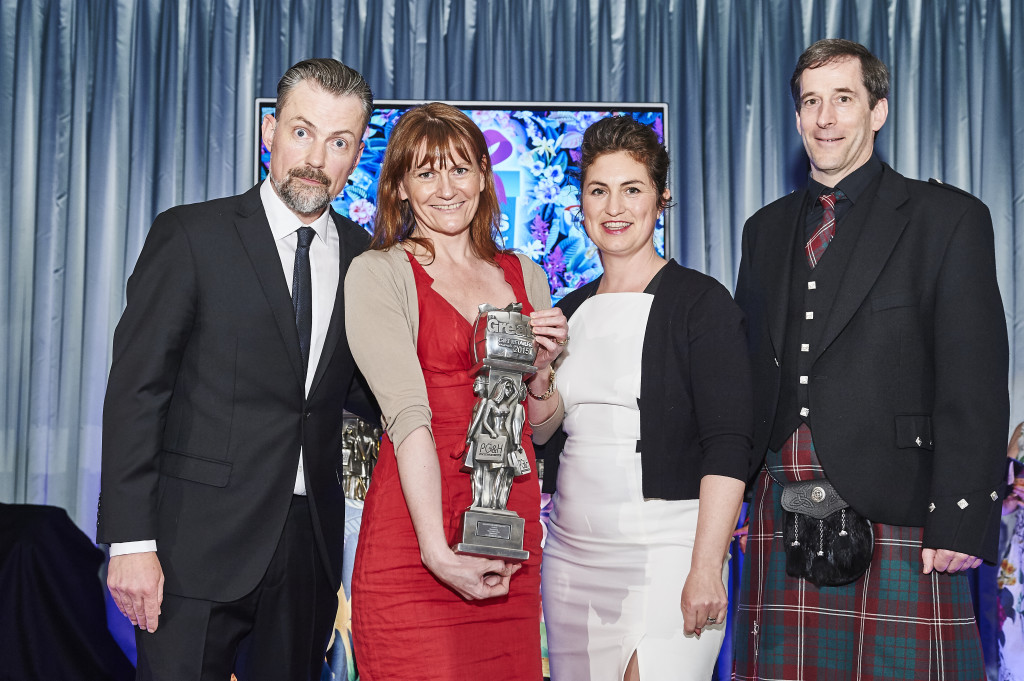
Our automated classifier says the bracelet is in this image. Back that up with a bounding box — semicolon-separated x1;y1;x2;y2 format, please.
526;367;556;400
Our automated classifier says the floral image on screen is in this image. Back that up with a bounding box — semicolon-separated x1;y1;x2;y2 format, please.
258;102;667;301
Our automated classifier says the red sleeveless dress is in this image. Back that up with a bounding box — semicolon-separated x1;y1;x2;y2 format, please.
351;252;543;680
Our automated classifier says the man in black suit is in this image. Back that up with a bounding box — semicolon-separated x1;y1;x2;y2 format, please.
97;59;374;680
732;40;1007;679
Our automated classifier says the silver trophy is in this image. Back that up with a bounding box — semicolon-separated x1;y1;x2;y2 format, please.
453;303;537;561
340;415;381;501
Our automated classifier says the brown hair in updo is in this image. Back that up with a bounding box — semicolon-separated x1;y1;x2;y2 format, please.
578;115;671;212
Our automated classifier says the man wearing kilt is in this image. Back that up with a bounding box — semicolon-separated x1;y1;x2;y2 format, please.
732;39;1008;680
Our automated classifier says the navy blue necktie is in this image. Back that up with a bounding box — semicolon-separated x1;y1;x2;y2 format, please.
293;226;315;371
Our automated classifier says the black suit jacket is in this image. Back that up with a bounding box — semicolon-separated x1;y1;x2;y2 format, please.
735;163;1008;562
97;183;370;600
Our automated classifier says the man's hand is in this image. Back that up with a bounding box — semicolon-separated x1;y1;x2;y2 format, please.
921;548;982;574
108;552;165;632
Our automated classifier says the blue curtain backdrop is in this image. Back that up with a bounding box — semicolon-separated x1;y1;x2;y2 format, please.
2;0;1023;677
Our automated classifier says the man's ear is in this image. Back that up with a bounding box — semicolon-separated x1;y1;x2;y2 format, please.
349;141;365;175
261;113;277;152
871;97;888;132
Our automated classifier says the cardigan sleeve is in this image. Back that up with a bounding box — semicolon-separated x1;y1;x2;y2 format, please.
529;394;564;443
682;282;754;483
344;250;433;449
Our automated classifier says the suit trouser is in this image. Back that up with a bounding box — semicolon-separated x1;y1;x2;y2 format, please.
134;495;337;681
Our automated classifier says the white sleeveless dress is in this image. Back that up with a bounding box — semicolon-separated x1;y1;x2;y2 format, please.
542;292;727;681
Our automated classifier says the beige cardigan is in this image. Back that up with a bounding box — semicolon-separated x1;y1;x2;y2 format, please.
345;247;554;449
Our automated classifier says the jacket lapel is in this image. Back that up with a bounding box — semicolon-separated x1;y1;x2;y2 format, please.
762;191;805;358
816;165;909;356
307;211;354;399
234;184;306;387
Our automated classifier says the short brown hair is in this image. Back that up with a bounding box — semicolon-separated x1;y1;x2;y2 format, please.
579;116;671;212
277;58;374;130
790;39;889;110
371;103;503;262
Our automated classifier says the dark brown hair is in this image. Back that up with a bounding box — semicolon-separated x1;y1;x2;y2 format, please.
790;39;890;110
276;58;374;130
371;103;502;261
579;116;671;211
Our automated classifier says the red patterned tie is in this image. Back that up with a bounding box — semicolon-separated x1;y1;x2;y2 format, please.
805;192;837;268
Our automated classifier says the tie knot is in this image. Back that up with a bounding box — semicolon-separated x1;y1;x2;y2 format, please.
296;226;316;249
818;189;845;211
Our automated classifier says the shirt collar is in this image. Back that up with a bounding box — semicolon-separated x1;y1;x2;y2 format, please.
260;179;332;243
807;153;883;208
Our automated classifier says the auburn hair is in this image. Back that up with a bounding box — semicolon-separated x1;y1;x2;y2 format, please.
371;102;503;261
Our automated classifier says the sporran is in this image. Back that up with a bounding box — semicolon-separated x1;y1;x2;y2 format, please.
780;479;873;587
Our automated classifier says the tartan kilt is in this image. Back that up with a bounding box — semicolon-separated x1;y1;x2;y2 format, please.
732;425;984;681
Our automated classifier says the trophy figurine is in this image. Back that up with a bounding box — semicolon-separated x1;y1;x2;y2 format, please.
340;415;381;501
453;302;537;561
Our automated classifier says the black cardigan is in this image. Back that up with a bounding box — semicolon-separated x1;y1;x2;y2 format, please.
538;261;754;500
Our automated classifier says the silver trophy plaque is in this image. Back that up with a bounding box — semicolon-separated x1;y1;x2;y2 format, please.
454;303;537;561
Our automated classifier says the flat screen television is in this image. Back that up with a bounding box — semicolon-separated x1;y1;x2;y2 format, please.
255;100;669;300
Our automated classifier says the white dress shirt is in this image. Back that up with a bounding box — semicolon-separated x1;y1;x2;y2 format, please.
109;181;339;556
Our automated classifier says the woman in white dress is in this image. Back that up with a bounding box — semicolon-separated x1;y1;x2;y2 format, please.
533;116;752;681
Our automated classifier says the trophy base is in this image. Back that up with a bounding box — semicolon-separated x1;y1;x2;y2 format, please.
453;508;529;561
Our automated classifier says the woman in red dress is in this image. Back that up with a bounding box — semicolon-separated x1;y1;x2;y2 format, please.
345;103;567;680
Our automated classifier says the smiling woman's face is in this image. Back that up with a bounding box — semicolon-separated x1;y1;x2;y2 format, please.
581;150;667;260
398;144;486;238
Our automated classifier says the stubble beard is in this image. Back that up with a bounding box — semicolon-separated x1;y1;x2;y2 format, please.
271;166;334;216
